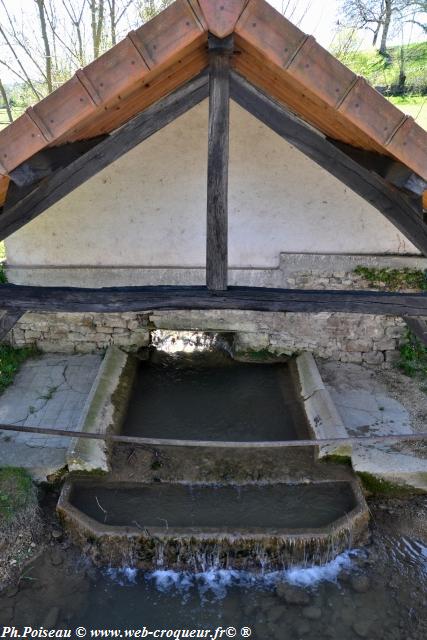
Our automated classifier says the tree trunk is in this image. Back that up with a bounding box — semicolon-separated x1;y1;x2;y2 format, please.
35;0;53;93
398;45;406;94
372;21;381;46
379;0;392;55
0;78;13;123
108;0;116;46
90;0;105;59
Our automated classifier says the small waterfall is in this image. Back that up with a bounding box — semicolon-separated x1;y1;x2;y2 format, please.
151;330;233;356
95;529;357;573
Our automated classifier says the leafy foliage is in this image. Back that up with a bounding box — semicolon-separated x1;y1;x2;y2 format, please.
0;263;6;284
0;345;38;393
354;266;427;290
398;329;427;378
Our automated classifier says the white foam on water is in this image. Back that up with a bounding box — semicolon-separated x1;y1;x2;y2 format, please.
104;567;138;585
102;550;361;599
282;550;356;587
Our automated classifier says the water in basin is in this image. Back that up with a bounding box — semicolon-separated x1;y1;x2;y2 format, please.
122;353;308;442
70;482;356;530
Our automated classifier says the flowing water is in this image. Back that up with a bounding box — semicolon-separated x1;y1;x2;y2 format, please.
2;500;426;640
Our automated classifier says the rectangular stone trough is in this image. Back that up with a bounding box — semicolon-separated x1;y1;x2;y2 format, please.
66;347;353;481
57;479;369;571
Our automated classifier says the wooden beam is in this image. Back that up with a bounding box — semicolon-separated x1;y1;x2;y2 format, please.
8;137;108;190
0;71;209;242
206;34;233;291
0;309;23;341
327;139;427;199
0;284;426;316
230;72;427;257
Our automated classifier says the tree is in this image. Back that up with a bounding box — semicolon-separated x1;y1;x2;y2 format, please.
106;0;134;46
35;0;53;93
88;0;105;59
0;0;176;118
0;78;13;124
137;0;173;22
339;0;427;55
280;1;313;26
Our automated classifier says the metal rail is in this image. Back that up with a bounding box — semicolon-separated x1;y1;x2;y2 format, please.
0;422;425;449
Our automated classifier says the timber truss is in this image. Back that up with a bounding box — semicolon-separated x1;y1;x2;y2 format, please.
0;35;427;342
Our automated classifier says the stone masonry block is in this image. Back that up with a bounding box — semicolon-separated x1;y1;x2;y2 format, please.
363;351;385;365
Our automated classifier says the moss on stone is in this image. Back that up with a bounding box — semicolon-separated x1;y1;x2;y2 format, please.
354;266;427;291
357;471;422;496
321;454;353;467
233;348;292;363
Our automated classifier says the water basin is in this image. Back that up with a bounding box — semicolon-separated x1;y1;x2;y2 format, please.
58;479;368;570
122;354;309;443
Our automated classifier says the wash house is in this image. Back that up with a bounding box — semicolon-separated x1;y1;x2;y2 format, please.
0;0;426;362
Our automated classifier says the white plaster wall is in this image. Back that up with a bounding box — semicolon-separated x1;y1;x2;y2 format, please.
5;100;418;271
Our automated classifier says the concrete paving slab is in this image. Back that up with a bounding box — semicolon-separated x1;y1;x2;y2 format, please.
317;360;427;492
0;353;103;480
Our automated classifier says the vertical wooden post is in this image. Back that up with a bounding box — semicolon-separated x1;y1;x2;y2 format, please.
206;34;233;291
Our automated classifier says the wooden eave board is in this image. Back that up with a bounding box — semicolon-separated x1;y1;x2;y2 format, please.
0;0;426;211
55;47;209;144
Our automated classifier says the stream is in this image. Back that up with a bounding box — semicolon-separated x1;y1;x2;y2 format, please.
1;498;426;640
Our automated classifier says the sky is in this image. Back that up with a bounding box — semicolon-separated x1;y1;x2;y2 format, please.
0;0;425;85
268;0;425;49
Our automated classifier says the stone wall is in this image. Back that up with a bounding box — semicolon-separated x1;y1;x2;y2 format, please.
7;312;151;355
4;254;421;365
5;309;407;367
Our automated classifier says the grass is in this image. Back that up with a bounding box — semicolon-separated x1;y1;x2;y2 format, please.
0;106;25;131
340;42;427;94
354;266;427;291
0;467;41;588
336;41;427;130
388;94;427;131
0;467;35;525
0;344;39;393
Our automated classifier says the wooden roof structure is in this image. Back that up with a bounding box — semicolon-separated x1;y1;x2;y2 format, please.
0;0;426;202
0;0;427;341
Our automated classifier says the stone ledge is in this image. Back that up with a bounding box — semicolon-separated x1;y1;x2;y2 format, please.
66;346;136;474
296;352;351;458
5;253;427;288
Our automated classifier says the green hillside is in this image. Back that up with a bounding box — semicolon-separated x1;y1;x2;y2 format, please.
340;41;427;94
